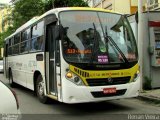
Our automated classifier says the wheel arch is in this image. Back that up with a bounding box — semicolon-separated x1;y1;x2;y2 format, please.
34;70;49;103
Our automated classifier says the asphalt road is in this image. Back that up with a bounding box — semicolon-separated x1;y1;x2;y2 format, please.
0;73;160;120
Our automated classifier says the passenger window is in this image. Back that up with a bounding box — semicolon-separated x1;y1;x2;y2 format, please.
21;42;30;53
9;39;12;46
14;33;20;45
12;44;19;54
32;21;44;37
21;28;30;53
8;47;12;55
11;33;20;55
22;28;30;41
31;21;44;51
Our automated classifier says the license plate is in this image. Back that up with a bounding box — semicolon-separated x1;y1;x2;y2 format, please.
103;88;116;94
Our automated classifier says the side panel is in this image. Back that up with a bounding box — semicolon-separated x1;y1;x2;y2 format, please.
7;52;45;90
26;52;45;90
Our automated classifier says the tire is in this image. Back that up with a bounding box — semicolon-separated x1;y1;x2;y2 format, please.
36;75;48;104
9;70;15;87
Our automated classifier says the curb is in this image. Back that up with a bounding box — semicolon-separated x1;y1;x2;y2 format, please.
138;95;160;103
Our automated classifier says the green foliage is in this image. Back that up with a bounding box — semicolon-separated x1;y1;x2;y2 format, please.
0;0;89;48
12;0;45;30
0;0;46;47
45;0;88;11
0;26;14;47
54;0;88;7
143;76;152;90
12;0;88;29
0;26;14;58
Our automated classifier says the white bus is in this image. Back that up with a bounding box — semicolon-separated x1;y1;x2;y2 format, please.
3;7;140;103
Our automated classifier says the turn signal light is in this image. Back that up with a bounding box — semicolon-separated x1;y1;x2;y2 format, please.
66;72;73;78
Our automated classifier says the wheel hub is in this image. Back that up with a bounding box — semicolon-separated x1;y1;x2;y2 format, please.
38;82;44;96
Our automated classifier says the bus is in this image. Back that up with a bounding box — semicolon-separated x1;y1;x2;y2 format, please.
3;7;140;104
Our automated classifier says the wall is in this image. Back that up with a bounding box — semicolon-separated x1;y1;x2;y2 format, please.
0;9;3;33
102;0;113;9
114;0;130;14
0;48;3;58
148;12;160;88
0;6;12;33
89;0;147;14
131;0;146;6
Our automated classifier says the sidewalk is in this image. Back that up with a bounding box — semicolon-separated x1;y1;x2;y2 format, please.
139;89;160;103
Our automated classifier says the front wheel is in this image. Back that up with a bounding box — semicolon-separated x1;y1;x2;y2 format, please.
36;75;48;104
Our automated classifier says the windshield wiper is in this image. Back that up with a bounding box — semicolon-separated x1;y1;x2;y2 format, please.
89;23;98;64
105;35;129;63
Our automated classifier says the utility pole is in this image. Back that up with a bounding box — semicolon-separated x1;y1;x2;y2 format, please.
146;0;150;11
138;0;144;91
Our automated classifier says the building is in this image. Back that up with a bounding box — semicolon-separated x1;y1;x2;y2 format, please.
147;0;160;11
85;0;146;14
0;48;3;58
0;6;12;33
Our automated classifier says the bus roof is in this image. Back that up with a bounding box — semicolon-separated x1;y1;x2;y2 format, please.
5;7;122;41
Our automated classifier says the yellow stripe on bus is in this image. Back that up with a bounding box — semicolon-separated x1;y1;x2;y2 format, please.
69;7;121;14
69;64;139;86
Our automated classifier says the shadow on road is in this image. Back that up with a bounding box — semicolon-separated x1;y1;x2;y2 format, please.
8;80;133;115
51;100;133;115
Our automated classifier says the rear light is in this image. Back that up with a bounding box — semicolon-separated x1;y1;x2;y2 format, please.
10;89;19;109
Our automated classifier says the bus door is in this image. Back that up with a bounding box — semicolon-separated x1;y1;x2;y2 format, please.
46;22;58;96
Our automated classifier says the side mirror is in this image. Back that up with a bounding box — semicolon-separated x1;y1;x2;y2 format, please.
54;25;64;40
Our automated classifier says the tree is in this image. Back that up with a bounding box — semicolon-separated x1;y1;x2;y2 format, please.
9;0;88;30
45;0;88;11
0;27;14;47
0;0;46;49
12;0;45;30
0;0;89;48
12;0;88;29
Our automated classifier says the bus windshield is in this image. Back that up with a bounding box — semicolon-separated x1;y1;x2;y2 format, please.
59;11;138;64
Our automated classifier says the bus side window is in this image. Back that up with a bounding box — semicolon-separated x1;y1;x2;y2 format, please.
4;42;8;57
8;38;12;55
31;21;44;51
21;28;30;53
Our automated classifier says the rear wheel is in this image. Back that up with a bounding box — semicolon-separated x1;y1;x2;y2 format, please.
36;75;48;104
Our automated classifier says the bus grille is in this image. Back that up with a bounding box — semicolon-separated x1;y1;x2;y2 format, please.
86;76;131;86
91;89;127;98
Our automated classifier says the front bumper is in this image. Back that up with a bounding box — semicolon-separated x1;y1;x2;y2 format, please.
61;76;140;103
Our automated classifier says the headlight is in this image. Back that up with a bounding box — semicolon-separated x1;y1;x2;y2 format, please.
65;71;84;86
132;69;140;82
